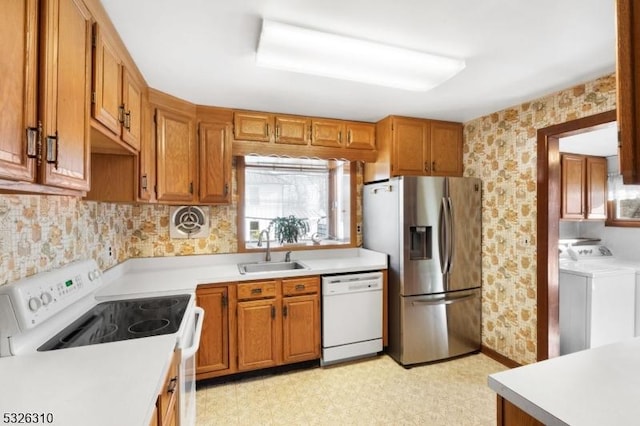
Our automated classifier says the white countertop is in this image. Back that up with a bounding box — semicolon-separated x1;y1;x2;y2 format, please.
0;335;176;426
97;248;387;298
488;337;640;426
0;248;387;426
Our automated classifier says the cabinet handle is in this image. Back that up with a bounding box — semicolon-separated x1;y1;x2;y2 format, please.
347;129;352;144
26;126;39;158
221;294;228;307
424;162;430;172
295;284;305;291
271;305;276;319
432;161;436;172
275;125;280;140
265;123;270;137
189;182;193;194
283;305;288;317
251;288;262;295
167;376;178;394
118;104;125;124
224;183;229;196
46;132;58;169
338;130;342;143
124;110;131;130
141;174;148;191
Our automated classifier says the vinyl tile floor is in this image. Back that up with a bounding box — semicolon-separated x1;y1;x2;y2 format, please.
195;353;508;425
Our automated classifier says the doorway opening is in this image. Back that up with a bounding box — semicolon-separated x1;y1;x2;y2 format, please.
536;110;616;361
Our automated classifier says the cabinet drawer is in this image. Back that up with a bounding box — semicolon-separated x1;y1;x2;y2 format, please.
237;281;277;300
282;277;319;296
157;350;179;425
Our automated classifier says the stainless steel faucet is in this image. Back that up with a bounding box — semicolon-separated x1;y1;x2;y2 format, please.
284;251;292;262
257;229;271;262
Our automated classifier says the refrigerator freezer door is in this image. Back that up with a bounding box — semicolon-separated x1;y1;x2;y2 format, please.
398;288;481;365
447;177;482;292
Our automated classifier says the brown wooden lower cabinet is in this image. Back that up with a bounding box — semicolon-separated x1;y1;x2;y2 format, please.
152;349;180;426
237;298;280;371
196;276;321;380
496;396;544;426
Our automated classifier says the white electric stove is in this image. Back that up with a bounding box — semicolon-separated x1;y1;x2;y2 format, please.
0;259;203;426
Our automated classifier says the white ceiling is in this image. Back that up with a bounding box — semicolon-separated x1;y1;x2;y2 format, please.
100;0;616;123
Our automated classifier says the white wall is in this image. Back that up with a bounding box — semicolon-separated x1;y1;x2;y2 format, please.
602;227;640;262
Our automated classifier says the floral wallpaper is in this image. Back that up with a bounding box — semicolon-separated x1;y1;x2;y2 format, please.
0;163;364;285
463;73;617;364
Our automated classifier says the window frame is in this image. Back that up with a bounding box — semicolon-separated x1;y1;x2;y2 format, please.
236;156;358;253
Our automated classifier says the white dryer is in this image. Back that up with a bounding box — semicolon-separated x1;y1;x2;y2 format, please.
559;246;636;355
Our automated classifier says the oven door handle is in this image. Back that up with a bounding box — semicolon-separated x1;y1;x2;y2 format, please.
182;306;205;359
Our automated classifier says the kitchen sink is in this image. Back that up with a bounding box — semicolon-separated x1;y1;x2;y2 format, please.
237;261;308;274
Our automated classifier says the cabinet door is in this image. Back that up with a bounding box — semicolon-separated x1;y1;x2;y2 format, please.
392;117;429;176
39;0;92;191
561;154;586;219
234;112;272;142
430;121;463;176
0;0;37;182
122;68;142;150
586;156;607;219
92;25;122;136
274;115;310;145
312;119;344;148
237;299;280;371
196;286;230;375
155;107;197;203
282;294;320;364
616;0;640;184
345;122;376;150
199;121;231;204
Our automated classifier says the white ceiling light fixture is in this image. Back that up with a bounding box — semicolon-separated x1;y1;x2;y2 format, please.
256;19;466;92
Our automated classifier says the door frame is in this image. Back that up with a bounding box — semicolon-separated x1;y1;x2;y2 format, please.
536;110;616;361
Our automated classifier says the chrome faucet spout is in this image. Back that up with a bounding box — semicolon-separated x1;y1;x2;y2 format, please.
258;229;271;262
284;251;292;262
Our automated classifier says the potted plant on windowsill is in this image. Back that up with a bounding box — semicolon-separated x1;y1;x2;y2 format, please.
270;215;309;245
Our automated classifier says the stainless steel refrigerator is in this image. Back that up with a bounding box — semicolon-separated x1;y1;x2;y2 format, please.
363;176;482;366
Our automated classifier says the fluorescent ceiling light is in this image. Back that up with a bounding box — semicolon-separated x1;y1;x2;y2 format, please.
256;19;466;92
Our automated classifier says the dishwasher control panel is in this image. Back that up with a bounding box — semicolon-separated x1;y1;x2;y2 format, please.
322;272;383;295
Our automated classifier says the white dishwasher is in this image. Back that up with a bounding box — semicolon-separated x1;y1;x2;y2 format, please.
321;271;383;365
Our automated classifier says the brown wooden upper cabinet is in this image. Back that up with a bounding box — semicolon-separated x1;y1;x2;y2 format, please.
616;0;640;184
233;111;311;145
365;116;462;183
0;0;92;194
199;120;232;204
92;24;142;151
561;154;607;220
155;105;197;204
232;110;376;161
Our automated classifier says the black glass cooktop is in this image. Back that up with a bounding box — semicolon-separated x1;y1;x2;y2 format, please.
38;294;190;352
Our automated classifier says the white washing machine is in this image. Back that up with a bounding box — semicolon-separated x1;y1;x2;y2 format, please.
559;245;636;355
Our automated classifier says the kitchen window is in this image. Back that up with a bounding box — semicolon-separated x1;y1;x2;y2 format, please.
237;156;355;250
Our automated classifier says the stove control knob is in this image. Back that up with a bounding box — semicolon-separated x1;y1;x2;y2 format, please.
40;292;53;306
28;296;42;312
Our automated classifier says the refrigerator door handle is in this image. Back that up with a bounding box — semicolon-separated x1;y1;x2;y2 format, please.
410;293;476;306
446;197;454;272
438;198;448;273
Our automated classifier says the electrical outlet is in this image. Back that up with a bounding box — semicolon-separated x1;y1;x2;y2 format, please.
108;246;113;257
357;224;362;234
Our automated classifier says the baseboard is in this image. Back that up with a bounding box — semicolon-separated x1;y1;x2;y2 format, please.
481;345;522;368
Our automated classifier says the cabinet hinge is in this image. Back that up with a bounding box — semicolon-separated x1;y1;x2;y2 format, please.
91;92;96;104
153;112;157;124
91;26;96;47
